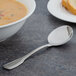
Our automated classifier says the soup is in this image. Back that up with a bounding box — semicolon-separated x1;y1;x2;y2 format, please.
0;0;28;25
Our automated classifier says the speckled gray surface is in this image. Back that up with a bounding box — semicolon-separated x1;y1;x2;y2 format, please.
0;0;76;76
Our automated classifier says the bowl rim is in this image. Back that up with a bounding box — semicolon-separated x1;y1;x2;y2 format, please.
0;0;36;28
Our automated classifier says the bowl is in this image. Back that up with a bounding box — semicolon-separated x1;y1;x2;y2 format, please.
0;0;36;42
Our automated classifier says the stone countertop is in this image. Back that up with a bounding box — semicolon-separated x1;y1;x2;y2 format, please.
0;0;76;76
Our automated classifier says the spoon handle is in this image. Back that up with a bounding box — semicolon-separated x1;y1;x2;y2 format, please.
22;44;51;59
3;44;52;70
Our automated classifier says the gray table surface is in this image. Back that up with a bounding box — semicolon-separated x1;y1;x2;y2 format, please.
0;0;76;76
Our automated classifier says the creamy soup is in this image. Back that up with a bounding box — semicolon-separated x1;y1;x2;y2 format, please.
0;0;28;25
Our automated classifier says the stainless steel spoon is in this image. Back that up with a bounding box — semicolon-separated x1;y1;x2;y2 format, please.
3;25;73;70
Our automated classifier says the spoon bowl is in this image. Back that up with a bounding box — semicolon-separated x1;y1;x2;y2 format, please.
48;25;73;46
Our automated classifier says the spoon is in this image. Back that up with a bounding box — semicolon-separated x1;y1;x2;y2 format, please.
3;25;73;70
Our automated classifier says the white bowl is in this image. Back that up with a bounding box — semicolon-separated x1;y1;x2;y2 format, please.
0;0;36;42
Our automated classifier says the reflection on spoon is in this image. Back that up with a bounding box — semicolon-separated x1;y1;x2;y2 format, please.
3;25;73;70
